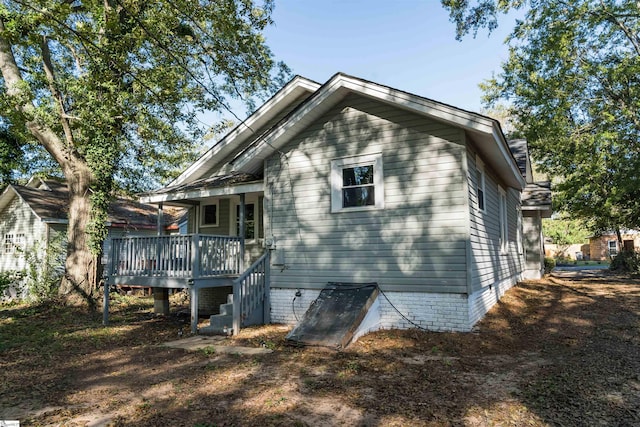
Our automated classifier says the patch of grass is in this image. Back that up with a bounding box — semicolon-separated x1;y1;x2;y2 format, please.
201;346;216;356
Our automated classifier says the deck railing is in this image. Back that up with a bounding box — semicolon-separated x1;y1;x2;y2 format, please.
233;251;270;334
110;234;242;278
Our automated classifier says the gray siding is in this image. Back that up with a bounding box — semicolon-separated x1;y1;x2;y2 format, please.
265;94;469;293
0;196;46;272
467;146;524;293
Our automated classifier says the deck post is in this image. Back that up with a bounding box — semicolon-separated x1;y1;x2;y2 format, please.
232;279;240;336
103;239;115;326
153;288;170;315
157;202;163;236
239;193;245;272
263;251;271;324
190;285;199;334
192;234;201;278
102;275;110;326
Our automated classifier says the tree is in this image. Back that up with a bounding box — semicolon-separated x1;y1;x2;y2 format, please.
0;0;288;307
441;0;640;235
542;218;590;246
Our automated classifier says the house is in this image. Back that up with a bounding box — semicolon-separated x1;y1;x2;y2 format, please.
589;231;640;261
507;139;552;275
0;177;183;300
108;73;551;336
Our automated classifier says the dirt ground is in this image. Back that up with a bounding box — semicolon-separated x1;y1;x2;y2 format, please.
1;273;639;426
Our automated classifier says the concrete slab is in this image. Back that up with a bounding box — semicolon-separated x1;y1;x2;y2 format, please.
161;335;273;355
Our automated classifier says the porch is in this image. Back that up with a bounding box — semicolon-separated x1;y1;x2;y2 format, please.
104;234;270;335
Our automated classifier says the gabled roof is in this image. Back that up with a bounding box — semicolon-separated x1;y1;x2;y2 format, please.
142;73;528;204
506;139;552;217
170;75;320;187
0;180;184;229
507;139;532;182
230;72;525;189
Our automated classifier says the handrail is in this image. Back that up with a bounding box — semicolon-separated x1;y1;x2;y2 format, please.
109;234;242;278
232;251;270;335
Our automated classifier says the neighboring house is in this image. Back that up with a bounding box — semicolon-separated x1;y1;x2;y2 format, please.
110;73;551;335
589;231;640;261
507;139;552;276
0;177;182;300
545;243;591;261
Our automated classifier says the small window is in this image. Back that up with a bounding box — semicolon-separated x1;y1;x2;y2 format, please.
201;203;219;227
331;153;384;213
3;233;24;254
476;156;485;212
4;234;13;254
499;187;508;253
608;240;618;256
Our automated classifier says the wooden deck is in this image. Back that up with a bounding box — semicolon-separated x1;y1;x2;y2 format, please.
105;234;270;335
108;234;243;288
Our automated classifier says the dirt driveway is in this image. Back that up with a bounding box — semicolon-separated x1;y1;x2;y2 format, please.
1;273;639;426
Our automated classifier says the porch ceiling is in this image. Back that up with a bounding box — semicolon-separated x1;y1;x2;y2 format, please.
139;172;263;204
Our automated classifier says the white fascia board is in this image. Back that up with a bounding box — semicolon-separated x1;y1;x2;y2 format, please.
42;218;69;224
233;82;349;173
0;185;16;213
140;181;264;205
0;185;48;222
170;77;320;187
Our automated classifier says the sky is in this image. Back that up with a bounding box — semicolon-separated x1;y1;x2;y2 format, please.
260;0;521;114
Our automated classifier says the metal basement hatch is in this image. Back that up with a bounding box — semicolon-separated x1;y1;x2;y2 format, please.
285;282;379;349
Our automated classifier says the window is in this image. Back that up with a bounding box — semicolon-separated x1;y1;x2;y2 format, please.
608;240;618;257
3;233;25;254
499;187;508;253
476;156;485;212
236;204;256;239
331;153;384;213
201;202;219;227
4;234;13;254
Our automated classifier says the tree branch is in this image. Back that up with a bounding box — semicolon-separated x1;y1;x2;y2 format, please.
40;35;76;146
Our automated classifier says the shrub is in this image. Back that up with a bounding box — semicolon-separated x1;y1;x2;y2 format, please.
544;257;556;274
609;250;640;273
0;270;25;300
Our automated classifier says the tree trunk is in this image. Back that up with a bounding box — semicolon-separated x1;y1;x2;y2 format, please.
59;168;99;308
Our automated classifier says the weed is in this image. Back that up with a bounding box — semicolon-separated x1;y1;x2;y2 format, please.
201;346;216;356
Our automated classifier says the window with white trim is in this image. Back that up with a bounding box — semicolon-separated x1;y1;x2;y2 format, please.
499;187;508;253
331;153;384;213
4;234;13;254
3;233;25;254
608;240;618;256
200;202;219;227
476;156;485;212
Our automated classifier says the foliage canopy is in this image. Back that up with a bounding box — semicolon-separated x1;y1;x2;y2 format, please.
442;0;640;233
0;0;289;302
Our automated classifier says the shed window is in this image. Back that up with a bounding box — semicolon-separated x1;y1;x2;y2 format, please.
3;233;25;254
3;234;13;254
201;203;219;227
608;240;618;256
331;153;384;213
